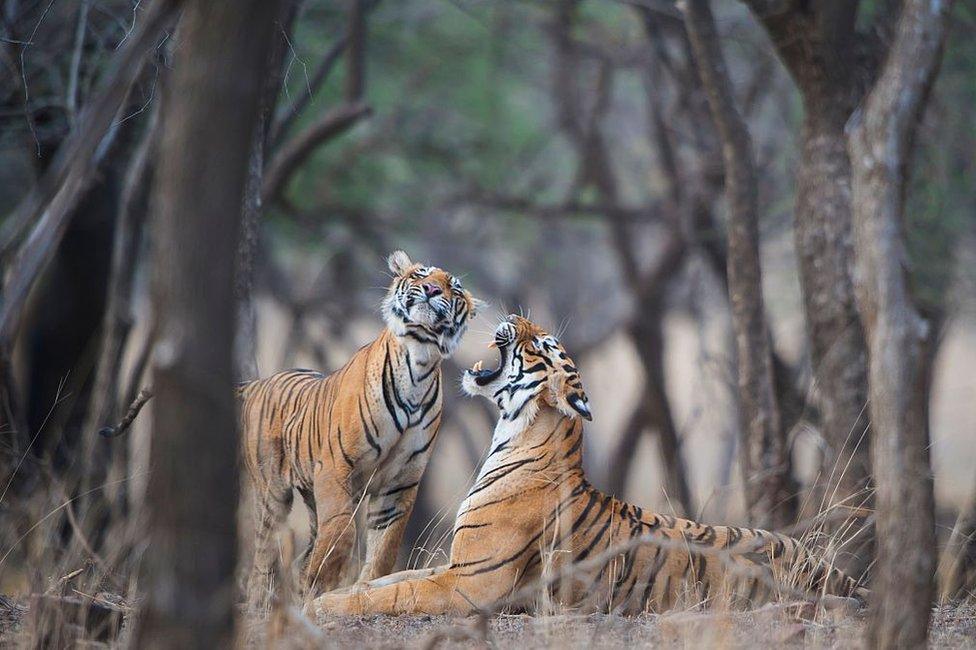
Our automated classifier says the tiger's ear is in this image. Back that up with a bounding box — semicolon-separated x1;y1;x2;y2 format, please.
545;371;592;421
566;392;592;421
387;250;413;276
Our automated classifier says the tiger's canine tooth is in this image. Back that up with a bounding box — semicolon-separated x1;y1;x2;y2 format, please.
472;360;484;372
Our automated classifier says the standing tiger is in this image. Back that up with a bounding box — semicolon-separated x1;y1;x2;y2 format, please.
314;316;866;616
241;251;479;603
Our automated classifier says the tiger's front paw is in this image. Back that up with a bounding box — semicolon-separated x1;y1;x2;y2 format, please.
313;591;366;617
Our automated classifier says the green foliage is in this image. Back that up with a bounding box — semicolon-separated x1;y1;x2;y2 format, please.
271;0;974;320
275;1;554;238
905;12;976;315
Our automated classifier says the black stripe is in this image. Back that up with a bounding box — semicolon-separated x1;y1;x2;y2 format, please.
335;426;355;467
359;399;382;458
381;343;404;433
460;530;544;576
380;481;419;497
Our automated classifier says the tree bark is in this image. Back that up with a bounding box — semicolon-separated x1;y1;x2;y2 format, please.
136;0;284;647
236;0;303;381
685;0;796;529
744;0;873;574
848;0;953;646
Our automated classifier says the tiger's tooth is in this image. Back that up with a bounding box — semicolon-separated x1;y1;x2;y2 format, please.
472;360;483;372
488;341;497;349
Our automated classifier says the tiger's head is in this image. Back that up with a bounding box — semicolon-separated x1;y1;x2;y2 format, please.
382;250;479;357
462;315;592;425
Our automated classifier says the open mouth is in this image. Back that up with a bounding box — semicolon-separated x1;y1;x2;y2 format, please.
467;343;506;386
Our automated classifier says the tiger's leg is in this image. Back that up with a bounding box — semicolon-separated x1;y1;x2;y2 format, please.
357;480;422;582
294;487;317;578
314;565;518;616
304;472;357;596
329;564;450;595
245;482;293;613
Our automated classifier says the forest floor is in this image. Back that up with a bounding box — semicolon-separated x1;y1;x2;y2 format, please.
300;604;976;649
3;596;975;647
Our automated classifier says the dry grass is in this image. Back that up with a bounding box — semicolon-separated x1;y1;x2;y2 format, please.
0;400;967;648
1;480;975;649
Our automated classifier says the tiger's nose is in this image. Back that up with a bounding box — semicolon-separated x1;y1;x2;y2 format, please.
422;283;443;298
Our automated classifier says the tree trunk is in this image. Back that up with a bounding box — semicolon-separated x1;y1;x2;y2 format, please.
744;0;873;574
236;0;302;380
685;0;796;530
136;0;284;646
848;0;953;645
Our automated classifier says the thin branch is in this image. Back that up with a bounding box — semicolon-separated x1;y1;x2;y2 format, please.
271;35;347;146
271;0;381;146
99;387;153;439
345;0;367;102
458;190;658;223
66;0;91;124
262;101;372;204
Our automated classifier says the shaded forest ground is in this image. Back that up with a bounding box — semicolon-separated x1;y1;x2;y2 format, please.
2;598;975;648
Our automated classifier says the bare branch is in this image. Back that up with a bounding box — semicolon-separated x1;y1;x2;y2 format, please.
0;0;178;351
262;101;372;204
271;35;347;145
271;0;380;146
345;0;367;102
66;0;91;124
99;388;154;439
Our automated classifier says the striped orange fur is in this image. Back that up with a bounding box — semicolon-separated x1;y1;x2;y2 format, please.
242;251;478;601
314;316;866;615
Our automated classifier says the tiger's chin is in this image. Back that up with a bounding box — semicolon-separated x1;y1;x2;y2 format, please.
383;304;461;358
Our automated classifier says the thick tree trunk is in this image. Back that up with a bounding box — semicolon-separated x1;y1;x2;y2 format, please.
795;112;872;516
848;0;953;645
744;0;873;574
685;0;796;530
136;0;283;647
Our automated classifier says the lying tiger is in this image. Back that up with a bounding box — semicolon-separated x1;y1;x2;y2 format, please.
314;315;866;616
241;251;479;604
